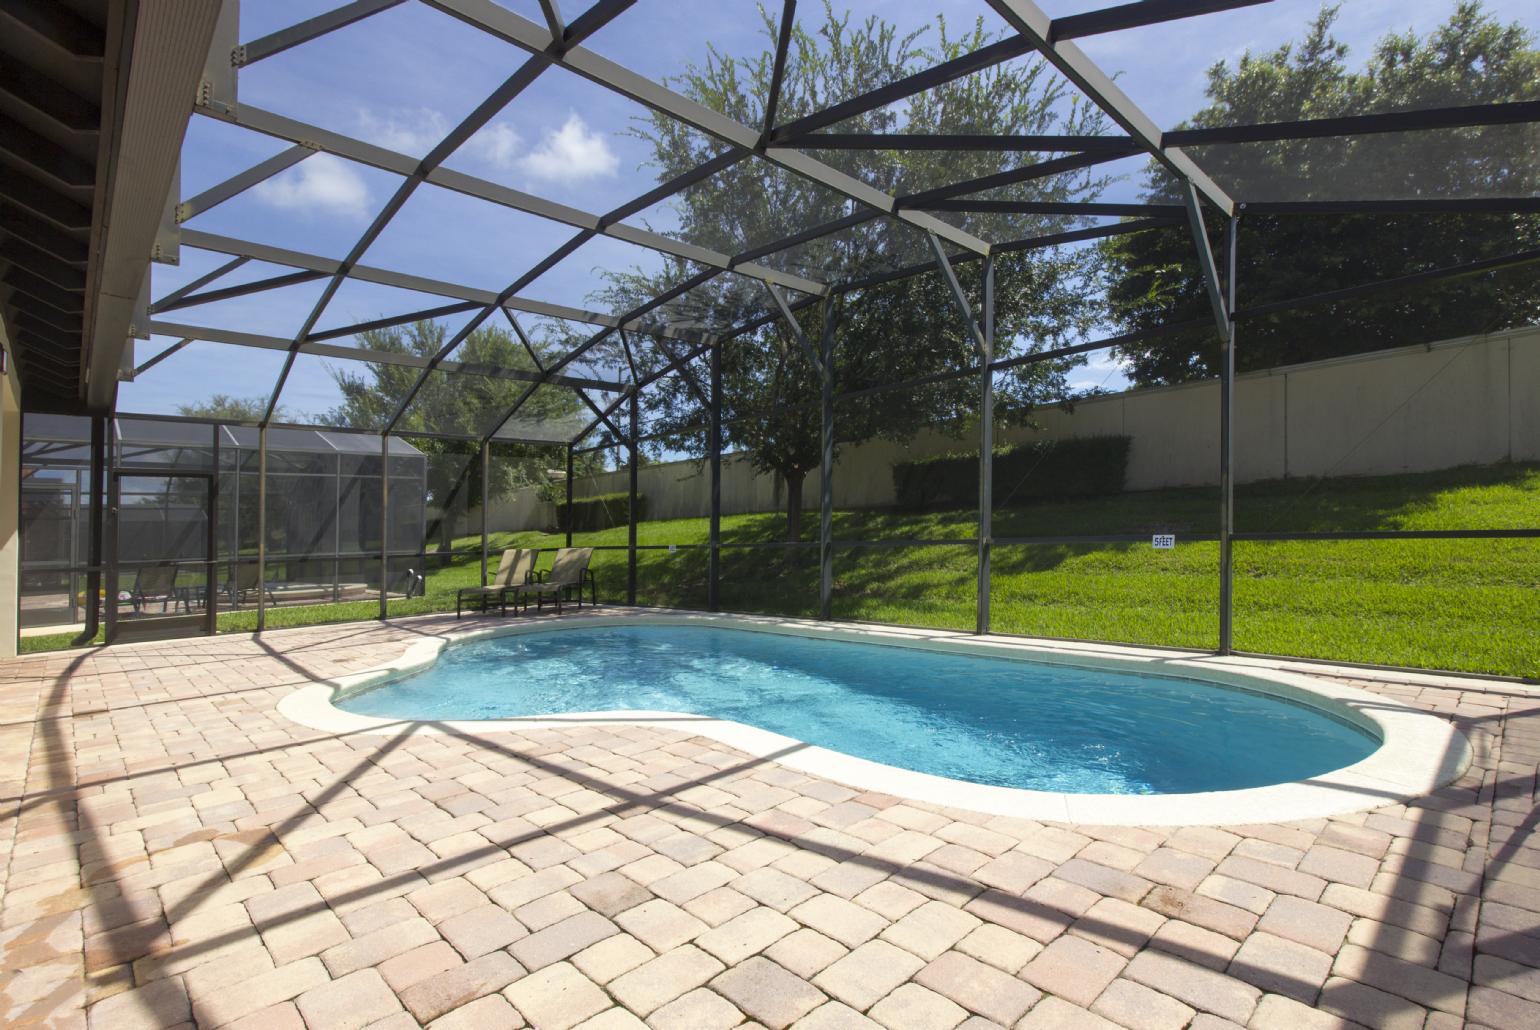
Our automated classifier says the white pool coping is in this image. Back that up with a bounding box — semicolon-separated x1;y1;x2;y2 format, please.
276;609;1472;827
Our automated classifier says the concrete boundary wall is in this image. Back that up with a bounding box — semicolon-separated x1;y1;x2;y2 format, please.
481;326;1540;532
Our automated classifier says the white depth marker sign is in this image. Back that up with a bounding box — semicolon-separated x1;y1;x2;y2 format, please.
1152;534;1176;550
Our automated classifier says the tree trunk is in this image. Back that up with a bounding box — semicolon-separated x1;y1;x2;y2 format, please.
784;470;806;569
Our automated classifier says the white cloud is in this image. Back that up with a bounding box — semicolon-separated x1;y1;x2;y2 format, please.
356;106;448;155
464;122;523;169
520;113;618;181
356;106;524;171
343;107;618;185
253;154;371;218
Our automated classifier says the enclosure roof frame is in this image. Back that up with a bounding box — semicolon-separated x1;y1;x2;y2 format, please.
17;0;1531;445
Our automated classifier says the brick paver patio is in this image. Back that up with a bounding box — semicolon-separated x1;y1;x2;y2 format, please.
0;614;1535;1029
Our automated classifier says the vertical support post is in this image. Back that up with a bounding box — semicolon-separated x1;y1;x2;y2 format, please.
818;302;835;621
256;425;267;632
379;434;389;620
69;467;80;626
977;258;995;635
231;436;240;610
709;344;722;611
333;443;342;601
628;392;639;605
1219;216;1238;654
1183;184;1236;656
564;446;574;547
479;440;489;585
104;420;119;643
207;426;220;636
73;415;106;646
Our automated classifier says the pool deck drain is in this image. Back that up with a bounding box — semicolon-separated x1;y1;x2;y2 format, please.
0;608;1535;1029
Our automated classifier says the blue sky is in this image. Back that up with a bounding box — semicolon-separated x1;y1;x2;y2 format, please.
124;0;1538;421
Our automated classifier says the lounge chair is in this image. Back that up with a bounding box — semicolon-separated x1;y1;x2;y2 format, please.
511;547;596;613
128;564;176;614
456;548;537;617
227;563;277;606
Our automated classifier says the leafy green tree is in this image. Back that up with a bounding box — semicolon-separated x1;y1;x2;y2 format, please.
597;3;1114;542
1104;1;1540;385
176;394;287;422
326;321;593;551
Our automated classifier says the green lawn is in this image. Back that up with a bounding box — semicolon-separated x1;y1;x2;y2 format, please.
23;463;1539;678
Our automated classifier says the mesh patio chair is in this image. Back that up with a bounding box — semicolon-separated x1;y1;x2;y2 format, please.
511;547;596;614
227;563;277;606
456;548;537;617
129;563;176;614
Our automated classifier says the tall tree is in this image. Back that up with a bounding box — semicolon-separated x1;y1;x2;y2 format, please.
1104;2;1540;385
595;4;1114;541
326;321;593;551
176;394;288;422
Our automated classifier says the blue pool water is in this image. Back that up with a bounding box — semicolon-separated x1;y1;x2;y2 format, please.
340;625;1379;794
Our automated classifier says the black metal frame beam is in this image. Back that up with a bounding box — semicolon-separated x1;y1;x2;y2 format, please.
1183;184;1236;652
770;34;1033;142
432;1;988;255
924;231;996;633
386;143;751;439
264;0;640;429
307;301;483;343
1050;0;1272;43
761;0;796;140
708;342;722;610
149;255;248;312
1235;247;1540;320
263;55;561;426
480;267;722;446
993;216;1180;255
924;200;1185;217
817;300;836;619
1241;198;1540;216
1165;99;1540;147
782;133;1139;153
568;339;715;446
126;0;1540;459
833;218;1178;296
896;150;1128;211
146;319;626;392
627;390;639;604
175;145;313;222
132;337;192;377
151;269;329;315
538;0;564;43
986;0;1235;213
236;0;407;67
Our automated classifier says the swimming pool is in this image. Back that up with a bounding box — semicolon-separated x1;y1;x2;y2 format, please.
338;623;1379;795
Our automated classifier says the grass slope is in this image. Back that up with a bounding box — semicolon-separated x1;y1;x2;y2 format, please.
24;463;1538;678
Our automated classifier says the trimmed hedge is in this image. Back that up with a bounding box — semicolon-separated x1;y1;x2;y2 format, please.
892;435;1131;510
556;492;646;532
